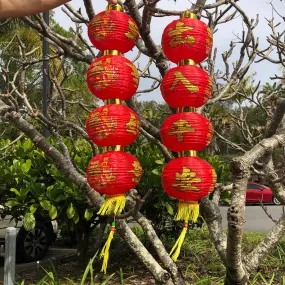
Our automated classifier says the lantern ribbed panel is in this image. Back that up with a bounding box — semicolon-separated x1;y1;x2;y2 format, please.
88;10;139;53
161;113;213;152
86;104;140;147
162;157;216;201
87;55;139;101
162;18;213;64
161;65;213;108
86;151;142;195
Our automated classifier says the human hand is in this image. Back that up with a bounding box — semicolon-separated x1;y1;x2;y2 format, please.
107;0;118;4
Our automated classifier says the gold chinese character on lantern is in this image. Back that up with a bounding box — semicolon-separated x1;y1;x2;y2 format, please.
125;19;139;43
206;27;213;50
172;167;202;192
209;168;217;192
128;161;143;182
89;58;119;90
167;120;195;142
207;124;214;144
126;62;139;88
90;11;115;41
89;157;117;189
170;71;199;93
126;113;139;136
168;22;195;48
89;108;117;140
205;77;213;98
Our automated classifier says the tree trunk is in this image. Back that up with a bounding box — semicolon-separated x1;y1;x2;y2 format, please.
225;275;248;285
76;222;91;263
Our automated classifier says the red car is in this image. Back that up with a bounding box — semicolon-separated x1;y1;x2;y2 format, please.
246;182;280;205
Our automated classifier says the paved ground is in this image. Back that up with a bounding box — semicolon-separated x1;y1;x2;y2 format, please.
220;205;285;232
0;248;76;280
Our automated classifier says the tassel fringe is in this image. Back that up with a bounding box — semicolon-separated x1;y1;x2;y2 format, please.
100;222;116;274
170;221;188;262
97;195;126;215
176;201;199;223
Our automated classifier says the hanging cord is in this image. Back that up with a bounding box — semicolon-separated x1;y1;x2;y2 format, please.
100;220;116;273
170;221;189;262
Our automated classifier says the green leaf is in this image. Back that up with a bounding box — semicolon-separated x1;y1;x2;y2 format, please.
49;205;58;220
10;188;20;196
73;209;79;224
22;159;32;173
55;194;68;202
29;204;39;214
84;208;93;221
5;199;21;207
166;203;174;216
19;188;30;198
64;278;76;285
80;254;98;285
23;213;36;231
152;169;159;175
155;160;164;165
66;203;75;219
40;200;51;211
22;139;32;151
101;274;115;285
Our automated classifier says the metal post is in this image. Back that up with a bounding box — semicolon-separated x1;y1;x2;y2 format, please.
4;227;16;285
43;11;50;137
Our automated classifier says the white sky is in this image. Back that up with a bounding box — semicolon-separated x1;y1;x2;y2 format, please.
54;0;285;102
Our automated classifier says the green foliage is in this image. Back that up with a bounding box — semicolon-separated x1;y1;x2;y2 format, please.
0;137;94;231
128;137;176;236
199;154;230;184
166;230;285;284
23;212;36;231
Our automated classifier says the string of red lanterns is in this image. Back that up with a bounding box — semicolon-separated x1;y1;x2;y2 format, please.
160;10;217;261
86;4;141;273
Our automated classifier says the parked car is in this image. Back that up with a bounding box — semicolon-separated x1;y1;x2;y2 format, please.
246;182;280;205
0;211;57;262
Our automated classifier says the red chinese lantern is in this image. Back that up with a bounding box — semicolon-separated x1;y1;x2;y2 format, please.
161;64;213;108
86;4;141;273
162;157;216;203
161;112;213;152
87;55;139;101
162;157;216;261
86;151;142;200
160;10;216;262
162;13;213;64
88;8;139;53
86;104;140;147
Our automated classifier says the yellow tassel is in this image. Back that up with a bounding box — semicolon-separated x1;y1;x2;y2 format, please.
170;221;188;262
100;222;116;274
97;195;126;215
175;201;199;222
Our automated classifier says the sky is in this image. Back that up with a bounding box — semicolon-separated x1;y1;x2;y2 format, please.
54;0;285;102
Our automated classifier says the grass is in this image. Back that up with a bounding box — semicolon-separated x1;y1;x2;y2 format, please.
17;226;285;284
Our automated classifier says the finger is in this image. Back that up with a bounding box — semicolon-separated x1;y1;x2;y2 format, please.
107;0;118;4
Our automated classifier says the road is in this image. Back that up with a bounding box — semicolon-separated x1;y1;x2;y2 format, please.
220;205;284;232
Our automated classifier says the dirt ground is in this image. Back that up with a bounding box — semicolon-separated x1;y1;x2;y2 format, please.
16;252;155;284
